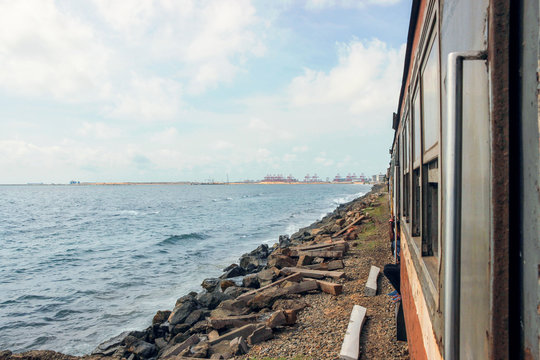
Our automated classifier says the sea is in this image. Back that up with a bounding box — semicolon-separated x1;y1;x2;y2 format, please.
0;183;370;355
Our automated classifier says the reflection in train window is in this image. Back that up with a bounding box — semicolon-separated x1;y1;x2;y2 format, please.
412;168;421;237
423;160;439;257
413;90;421;165
401;117;410;220
421;35;440;154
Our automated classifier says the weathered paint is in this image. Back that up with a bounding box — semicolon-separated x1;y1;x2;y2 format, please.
401;234;442;360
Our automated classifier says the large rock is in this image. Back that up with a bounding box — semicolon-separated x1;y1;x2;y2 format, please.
220;265;246;279
214;299;249;316
190;341;210;358
238;255;265;273
189;320;211;334
168;299;197;325
249;243;270;258
196;290;231;310
266;310;287;328
92;331;133;356
220;279;236;291
223;285;248;298
125;337;156;359
247;325;273;345
160;334;200;359
230;336;249;356
256;268;278;287
242;274;260;288
223;263;238;272
175;292;197;306
268;254;296;269
152;310;171;325
185;309;205;326
278;235;291;248
202;278;221;292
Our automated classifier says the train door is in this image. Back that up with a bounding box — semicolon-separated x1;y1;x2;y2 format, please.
439;1;491;358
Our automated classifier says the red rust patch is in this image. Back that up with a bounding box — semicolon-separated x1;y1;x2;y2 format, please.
401;259;428;360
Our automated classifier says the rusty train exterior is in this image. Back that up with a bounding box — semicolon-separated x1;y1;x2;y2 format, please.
387;0;538;359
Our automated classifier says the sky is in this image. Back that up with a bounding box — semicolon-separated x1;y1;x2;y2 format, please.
0;0;411;184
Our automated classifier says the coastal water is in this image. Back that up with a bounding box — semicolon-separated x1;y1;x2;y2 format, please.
0;183;370;355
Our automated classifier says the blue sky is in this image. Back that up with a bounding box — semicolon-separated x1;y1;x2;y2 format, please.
0;0;410;183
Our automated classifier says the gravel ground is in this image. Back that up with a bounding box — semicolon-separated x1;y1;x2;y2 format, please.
240;192;409;360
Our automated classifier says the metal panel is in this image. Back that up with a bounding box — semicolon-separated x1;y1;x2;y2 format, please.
519;0;539;358
459;60;490;360
440;0;490;358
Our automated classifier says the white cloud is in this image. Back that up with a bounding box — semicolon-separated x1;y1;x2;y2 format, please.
108;76;183;121
0;0;265;116
248;118;272;131
315;155;335;166
0;0;111;101
283;153;297;161
288;38;404;126
78;122;121;140
305;0;401;10
293;145;309;153
93;0;266;94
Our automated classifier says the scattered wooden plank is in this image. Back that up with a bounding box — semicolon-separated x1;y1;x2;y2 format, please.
296;254;313;266
290;240;347;251
332;215;365;238
316;280;343;295
236;273;302;301
281;267;345;280
364;265;380;296
208;324;259;345
285;279;318;294
303;263;328;270
339;305;367;360
208;314;260;330
297;250;343;259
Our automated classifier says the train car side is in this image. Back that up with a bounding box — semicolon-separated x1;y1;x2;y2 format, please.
388;0;539;359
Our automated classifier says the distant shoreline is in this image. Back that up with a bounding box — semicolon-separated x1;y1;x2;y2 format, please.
1;181;377;186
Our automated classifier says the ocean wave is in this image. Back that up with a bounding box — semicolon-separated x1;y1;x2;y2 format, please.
332;190;366;205
158;232;209;246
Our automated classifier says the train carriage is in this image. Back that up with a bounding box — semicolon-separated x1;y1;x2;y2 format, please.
387;0;539;359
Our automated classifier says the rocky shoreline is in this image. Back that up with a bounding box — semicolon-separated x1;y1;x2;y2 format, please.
1;183;407;360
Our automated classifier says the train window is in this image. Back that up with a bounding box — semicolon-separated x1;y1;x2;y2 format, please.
403;118;409;171
413;89;421;165
412;168;421;237
420;30;440;260
401;117;410;220
422;160;439;257
421;35;440;154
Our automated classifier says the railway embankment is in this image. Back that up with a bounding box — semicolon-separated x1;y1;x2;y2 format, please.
0;184;408;360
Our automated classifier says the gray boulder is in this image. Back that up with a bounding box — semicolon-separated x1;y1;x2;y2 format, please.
125;337;156;359
168;299;197;325
196;290;231;310
249;244;269;258
92;331;133;356
278;235;291;248
201;278;221;292
239;255;265;273
223;286;248;298
220;265;245;278
242;274;260;288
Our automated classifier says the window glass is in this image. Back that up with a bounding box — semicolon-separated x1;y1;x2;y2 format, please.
403;117;409;171
413;91;421;164
421;37;440;151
